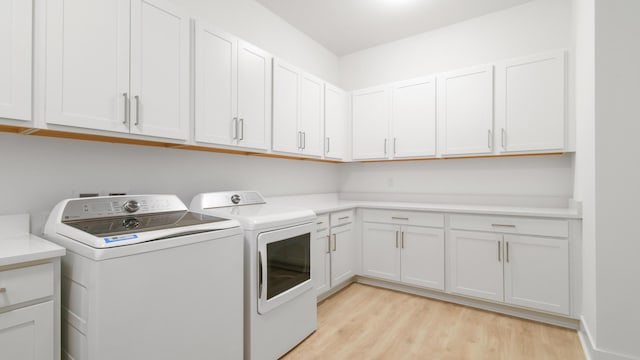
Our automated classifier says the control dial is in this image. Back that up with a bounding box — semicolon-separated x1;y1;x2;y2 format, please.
123;200;140;213
231;194;241;205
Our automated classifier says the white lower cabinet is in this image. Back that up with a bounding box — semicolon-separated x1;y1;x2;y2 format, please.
313;212;355;297
0;301;54;360
362;219;445;291
448;219;570;315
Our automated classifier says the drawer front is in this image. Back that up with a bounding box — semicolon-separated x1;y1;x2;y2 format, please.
316;214;330;232
362;209;444;228
0;263;54;308
449;215;569;238
330;210;354;227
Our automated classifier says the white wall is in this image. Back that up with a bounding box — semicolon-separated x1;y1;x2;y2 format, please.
339;155;574;207
179;0;339;84
572;0;597;347
338;0;572;90
593;0;640;357
0;133;340;234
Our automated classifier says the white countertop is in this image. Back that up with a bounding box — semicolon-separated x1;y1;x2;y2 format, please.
0;214;65;267
265;194;582;219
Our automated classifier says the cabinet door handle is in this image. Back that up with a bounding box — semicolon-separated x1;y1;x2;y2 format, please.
492;224;516;228
302;132;306;149
326;235;331;254
332;234;337;251
498;241;502;262
232;117;238;139
326;137;330;153
391;217;409;221
338;216;349;221
501;128;506;149
401;231;405;249
134;95;140;126
297;131;302;149
393;138;397;155
395;231;399;248
506;241;510;263
122;93;129;125
488;129;492;149
239;118;244;140
384;138;388;155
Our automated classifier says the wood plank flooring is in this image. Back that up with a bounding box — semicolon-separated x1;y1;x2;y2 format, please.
282;283;585;360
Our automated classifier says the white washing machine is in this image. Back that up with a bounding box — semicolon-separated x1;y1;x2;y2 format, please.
190;191;317;360
43;195;244;360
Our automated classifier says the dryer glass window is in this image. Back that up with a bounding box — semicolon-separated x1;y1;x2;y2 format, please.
266;233;311;300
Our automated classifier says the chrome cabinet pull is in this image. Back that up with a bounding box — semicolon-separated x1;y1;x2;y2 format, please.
488;129;492;149
326;137;330;153
498;241;501;262
134;95;140;126
326;235;331;254
302;132;306;149
401;231;405;249
239;118;244;140
338;216;349;221
332;234;337;251
393;138;397;155
297;131;301;149
395;231;399;248
384;138;388;155
506;241;510;263
122;93;129;124
232;117;238;139
492;224;516;228
501;128;506;149
391;217;409;221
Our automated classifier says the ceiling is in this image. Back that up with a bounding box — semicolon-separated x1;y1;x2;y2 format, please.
255;0;534;56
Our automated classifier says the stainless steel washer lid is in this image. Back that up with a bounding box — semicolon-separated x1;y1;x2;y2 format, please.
44;195;240;249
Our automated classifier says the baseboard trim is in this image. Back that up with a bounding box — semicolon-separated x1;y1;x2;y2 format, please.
579;317;639;360
355;276;580;329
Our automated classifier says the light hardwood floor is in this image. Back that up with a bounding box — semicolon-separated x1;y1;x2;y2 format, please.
282;283;585;360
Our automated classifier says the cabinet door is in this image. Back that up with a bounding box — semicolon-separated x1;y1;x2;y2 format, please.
331;224;355;286
449;230;503;302
438;65;494;156
504;235;569;314
0;301;54;360
272;59;301;154
0;0;31;121
130;0;189;140
362;223;400;281
313;231;331;296
299;73;324;157
45;0;130;132
400;226;444;290
391;77;437;158
495;51;566;153
193;22;237;146
352;87;390;160
237;40;271;150
324;84;347;160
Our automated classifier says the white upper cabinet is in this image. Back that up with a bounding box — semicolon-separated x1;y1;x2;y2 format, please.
437;65;494;156
391;77;437;158
44;0;189;140
194;21;270;150
272;59;324;157
0;0;32;122
352;86;390;160
495;51;566;153
129;0;189;140
45;0;131;133
324;84;348;160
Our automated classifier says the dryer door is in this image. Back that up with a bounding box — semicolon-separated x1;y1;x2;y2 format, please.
257;222;313;314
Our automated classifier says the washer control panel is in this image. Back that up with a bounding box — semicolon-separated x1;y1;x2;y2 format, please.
61;195;187;221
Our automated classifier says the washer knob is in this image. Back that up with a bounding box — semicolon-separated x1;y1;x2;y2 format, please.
123;200;140;213
231;194;241;205
122;218;140;229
